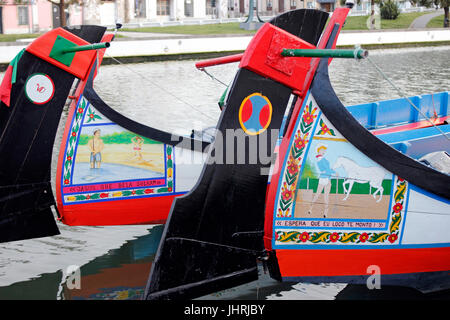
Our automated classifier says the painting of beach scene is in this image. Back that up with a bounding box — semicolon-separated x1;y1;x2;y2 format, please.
71;124;165;185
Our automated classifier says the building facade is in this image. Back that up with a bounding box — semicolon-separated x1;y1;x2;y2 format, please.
0;0;53;34
84;0;328;25
102;0;350;24
0;0;419;34
0;0;85;34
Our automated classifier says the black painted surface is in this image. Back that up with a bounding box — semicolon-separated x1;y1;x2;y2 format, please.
63;25;107;44
270;9;328;45
83;71;210;151
0;26;106;243
145;68;292;300
144;9;329;300
310;58;450;200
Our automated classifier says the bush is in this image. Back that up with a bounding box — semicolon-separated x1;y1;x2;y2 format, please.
380;0;400;20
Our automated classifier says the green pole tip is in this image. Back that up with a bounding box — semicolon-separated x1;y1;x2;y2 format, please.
281;48;369;59
62;42;110;54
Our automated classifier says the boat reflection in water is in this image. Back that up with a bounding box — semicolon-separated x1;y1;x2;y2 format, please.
0;225;162;300
1;222;449;300
61;225;163;300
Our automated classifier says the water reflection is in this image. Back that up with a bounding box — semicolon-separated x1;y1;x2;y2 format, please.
61;225;163;300
0;225;163;300
329;46;450;106
0;46;449;300
91;46;450;135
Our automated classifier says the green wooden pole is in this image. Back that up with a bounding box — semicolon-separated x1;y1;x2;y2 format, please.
281;48;368;59
62;42;110;54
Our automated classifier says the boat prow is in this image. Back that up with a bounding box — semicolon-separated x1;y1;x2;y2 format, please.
55;63;210;226
144;8;346;300
263;49;450;294
0;25;108;243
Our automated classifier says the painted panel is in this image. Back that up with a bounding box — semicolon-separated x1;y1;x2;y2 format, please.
401;186;450;245
61;95;177;205
272;93;409;248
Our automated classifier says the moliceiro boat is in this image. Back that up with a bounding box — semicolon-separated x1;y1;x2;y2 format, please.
0;3;448;297
144;6;450;298
0;24;208;235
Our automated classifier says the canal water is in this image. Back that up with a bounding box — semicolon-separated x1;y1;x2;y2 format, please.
0;46;449;300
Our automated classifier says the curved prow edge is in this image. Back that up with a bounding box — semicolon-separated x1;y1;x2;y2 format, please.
54;54;213;226
311;58;450;200
262;8;350;279
144;9;343;300
0;26;108;243
260;54;449;292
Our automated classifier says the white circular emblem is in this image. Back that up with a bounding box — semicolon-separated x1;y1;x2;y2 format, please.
25;73;55;105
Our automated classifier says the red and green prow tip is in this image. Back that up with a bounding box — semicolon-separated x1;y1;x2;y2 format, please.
26;28;110;81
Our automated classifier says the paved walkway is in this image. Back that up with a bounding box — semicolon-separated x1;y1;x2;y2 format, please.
409;11;443;29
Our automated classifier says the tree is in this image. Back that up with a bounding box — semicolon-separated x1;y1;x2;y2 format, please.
370;0;377;29
367;0;384;30
44;0;65;27
340;0;379;29
380;0;400;19
46;0;82;27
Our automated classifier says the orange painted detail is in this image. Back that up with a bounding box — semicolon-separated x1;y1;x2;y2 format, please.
371;116;450;135
264;8;350;251
195;53;244;69
239;23;315;92
64;262;151;299
26;28;98;80
276;247;450;278
54;33;146;226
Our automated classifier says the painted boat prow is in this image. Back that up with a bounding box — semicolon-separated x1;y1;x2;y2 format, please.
144;8;350;300
55;62;210;226
264;53;450;293
0;26;108;243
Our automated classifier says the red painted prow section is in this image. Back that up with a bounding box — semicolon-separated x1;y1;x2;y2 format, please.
371;116;449;135
0;65;14;106
26;28;102;80
239;23;316;92
55;33;116;225
195;22;317;92
277;247;450;279
195;53;244;69
53;32;185;227
263;8;350;251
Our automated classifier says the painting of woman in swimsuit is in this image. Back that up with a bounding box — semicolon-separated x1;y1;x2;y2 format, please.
131;136;144;161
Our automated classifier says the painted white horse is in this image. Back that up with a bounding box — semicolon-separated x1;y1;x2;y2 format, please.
332;157;388;203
